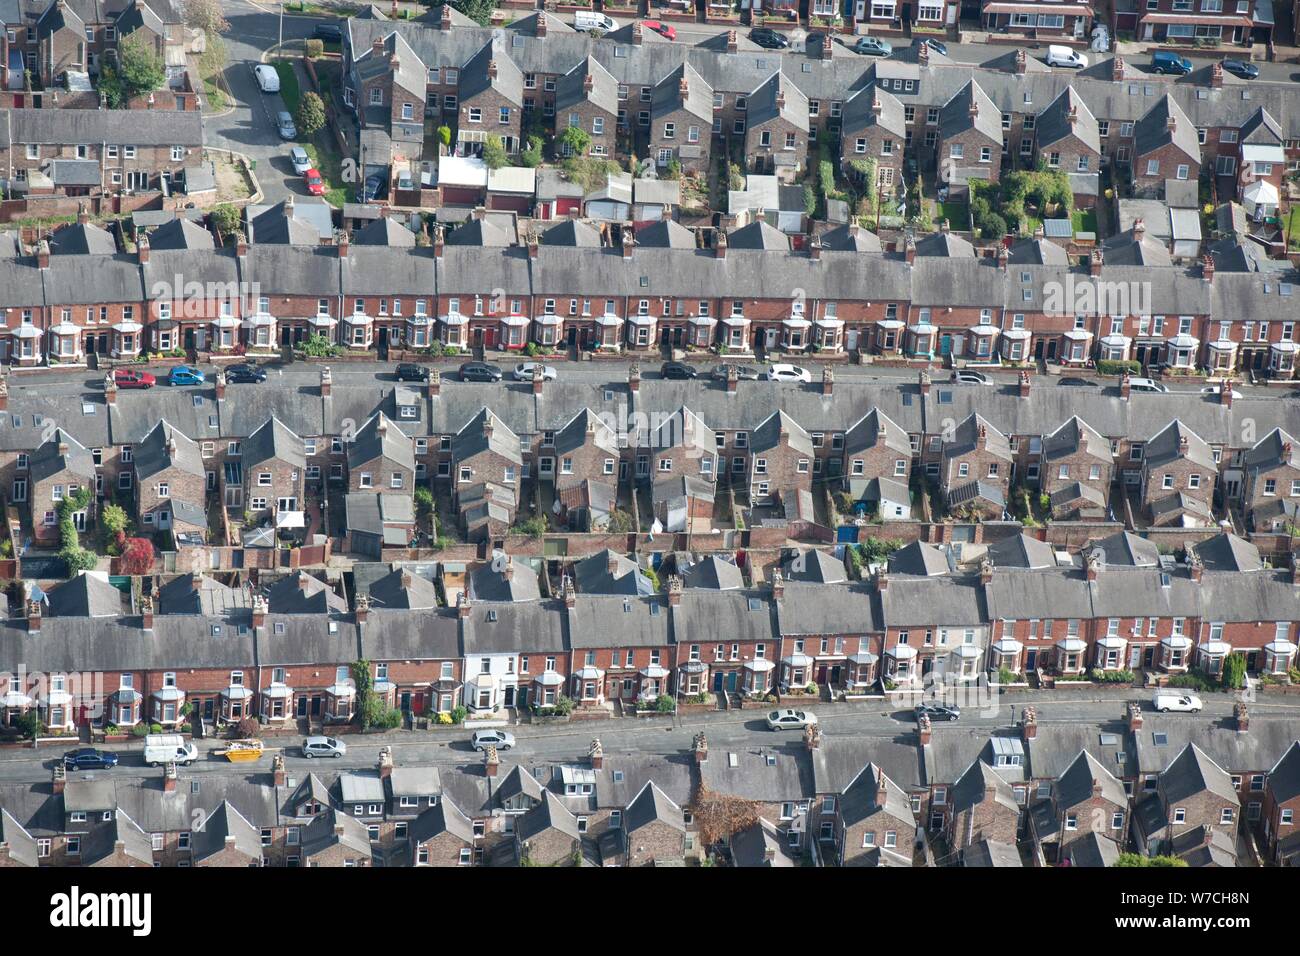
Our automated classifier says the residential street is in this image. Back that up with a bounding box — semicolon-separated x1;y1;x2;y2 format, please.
9;690;1298;787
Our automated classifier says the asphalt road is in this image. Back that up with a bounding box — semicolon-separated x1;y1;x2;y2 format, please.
10;690;1300;786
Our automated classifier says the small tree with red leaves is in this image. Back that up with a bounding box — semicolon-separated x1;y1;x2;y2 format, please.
119;537;156;576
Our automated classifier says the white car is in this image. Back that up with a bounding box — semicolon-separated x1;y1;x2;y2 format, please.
252;63;280;93
1127;376;1168;394
1201;384;1243;400
471;729;516;751
952;370;992;385
1153;693;1202;714
513;362;557;382
290;146;311;174
301;735;347;758
767;363;812;383
766;709;818;731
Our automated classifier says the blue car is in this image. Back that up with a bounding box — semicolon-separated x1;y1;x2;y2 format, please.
169;365;205;386
62;748;119;771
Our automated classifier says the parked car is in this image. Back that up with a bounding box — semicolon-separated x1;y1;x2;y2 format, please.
642;19;676;40
916;702;961;722
62;748;119;771
168;365;205;386
289;146;312;174
1045;44;1087;69
459;362;503;382
1128;376;1168;394
710;363;761;381
1201;384;1243;399
1221;58;1259;80
853;35;892;56
471;729;516;751
659;361;698;380
951;370;991;385
362;172;386;202
574;11;618;32
1153;693;1202;714
224;363;266;384
302;736;347;758
275;110;297;140
749;27;790;49
144;733;197;768
252;63;280;93
1150;50;1193;75
767;363;812;383
912;36;947;56
513;362;557;382
313;22;343;42
766;709;818;731
395;362;430;382
113;368;155;389
303;168;326;196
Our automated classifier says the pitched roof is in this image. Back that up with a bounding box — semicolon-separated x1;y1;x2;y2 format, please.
1161;743;1240;808
46;572;123;619
624;780;685;833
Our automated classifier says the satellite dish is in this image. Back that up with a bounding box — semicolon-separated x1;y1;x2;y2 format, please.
551;497;562;515
650;518;664;536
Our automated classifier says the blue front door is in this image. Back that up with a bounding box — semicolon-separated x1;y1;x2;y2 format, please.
713;672;723;692
940;334;953;356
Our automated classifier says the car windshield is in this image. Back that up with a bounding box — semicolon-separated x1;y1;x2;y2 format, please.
794;712;805;720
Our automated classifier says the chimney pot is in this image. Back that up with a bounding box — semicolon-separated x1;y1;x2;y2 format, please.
1234;702;1249;733
917;713;932;745
1021;706;1037;740
1126;701;1143;732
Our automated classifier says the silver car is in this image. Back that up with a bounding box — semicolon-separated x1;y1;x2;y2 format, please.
766;709;818;731
276;110;297;140
290;146;311;174
470;729;516;751
301;735;346;758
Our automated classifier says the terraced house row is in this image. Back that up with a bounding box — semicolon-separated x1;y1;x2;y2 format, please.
2;527;1299;732
2;703;1299;866
339;10;1298;197
3;209;1300;376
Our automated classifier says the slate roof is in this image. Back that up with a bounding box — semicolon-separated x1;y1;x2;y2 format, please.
46;573;123;619
681;555;743;590
624;780;685;833
1056;750;1127;809
243;416;306;471
571;549;650;596
780;549;846;585
467;552;541;602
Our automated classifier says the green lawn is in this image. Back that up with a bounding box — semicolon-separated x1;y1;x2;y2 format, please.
937;201;970;231
1286;207;1300;251
304;140;350;208
1072;208;1098;234
273;60;301;114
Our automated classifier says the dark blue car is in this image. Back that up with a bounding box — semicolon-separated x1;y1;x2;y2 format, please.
62;748;119;770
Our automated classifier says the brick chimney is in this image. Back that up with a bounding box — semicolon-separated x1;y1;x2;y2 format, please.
320;366;332;397
1133;219;1146;243
1015;49;1027;75
336;229;349;259
536;12;548;37
52;764;66;795
1177;433;1189;457
632;21;643;45
297;571;311;592
191;571;203;593
562;575;576;608
621;223;634;260
457;592;471;619
37;240;50;270
440;3;452;30
1017;370;1031;398
693;731;708;764
715;229;727;259
582;71;593;95
588;738;603;770
1111;56;1125;81
771;569;784;602
1211;62;1224;88
979;556;993;586
1186;551;1202;584
629;362;641;393
904;235;916;266
371;37;384;57
487;59;498;81
1202;254;1215;284
1119;371;1132;400
726;364;738;394
917;40;929;67
236;233;248;257
874;769;891;808
820;33;833;59
976;423;988;450
354;594;370;625
677;73;688;99
821;366;833;396
997;243;1009;271
137;235;150;264
916;713;932;745
141;596;154;631
527;230;539;259
667;574;682;606
0;377;8;412
163;762;178;793
804;722;822;751
273;754;287;787
775;86;786;114
809;237;822;260
726;29;737;53
532;362;544;395
104;373;118;406
1126;701;1143;732
940;218;950;235
1234;702;1249;733
378;745;394;779
968;98;979;120
484;745;499;777
428;370;441;400
1220;380;1234;408
1021;705;1038;741
76;203;89;226
875;569;889;592
1089;248;1103;277
215;371;226;401
1086;550;1102;581
918;369;931;397
433;224;445;258
26;599;41;634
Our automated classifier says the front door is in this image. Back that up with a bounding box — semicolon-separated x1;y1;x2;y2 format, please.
713;672;723;692
1025;649;1037;671
764;328;778;350
725;671;738;692
202;698;214;720
400;691;411;713
311;695;322;716
296;695;307;717
940;334;952;356
504;686;515;707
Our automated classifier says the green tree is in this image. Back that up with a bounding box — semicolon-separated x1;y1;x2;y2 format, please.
449;0;494;26
1221;653;1247;690
1113;853;1188;867
101;33;167;108
352;659;380;730
480;135;507;171
210;204;241;237
296;91;326;138
414;487;434;516
100;503;129;537
558;125;592;158
519;135;544;168
437;125;452;148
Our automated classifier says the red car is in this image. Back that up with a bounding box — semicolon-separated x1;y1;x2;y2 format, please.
303;168;325;196
112;368;155;389
642;19;676;40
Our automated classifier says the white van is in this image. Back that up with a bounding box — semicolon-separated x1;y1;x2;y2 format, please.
574;11;617;32
252;63;281;93
1045;45;1087;69
144;733;198;767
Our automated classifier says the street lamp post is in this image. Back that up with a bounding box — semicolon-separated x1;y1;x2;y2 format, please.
279;2;284;52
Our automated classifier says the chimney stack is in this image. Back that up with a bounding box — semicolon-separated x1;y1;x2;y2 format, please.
163;762;178;793
536;12;548;37
1086;550;1102;581
1018;370;1031;398
563;575;576;609
52;764;66;795
916;713;932;745
215;371;227;401
621;223;634;260
875;769;890;808
355;594;370;625
1015;49;1027;75
37;240;50;270
1234;702;1249;733
979;557;993;586
273;754;287;787
336;229;349;259
484;745;499;777
1187;552;1203;584
810;237;822;260
715;229;728;259
771;569;784;602
1111;56;1125;81
532;362;544;395
1119;371;1131;400
917;41;929;67
1133;219;1146;242
1211;61;1224;88
919;369;931;397
76;203;89;226
726;364;738;394
1292;551;1300;586
1089;248;1103;277
440;3;451;30
941;218;950;235
678;74;688;99
1220;380;1234;408
1067;104;1079;128
457;592;471;619
1177;434;1189;456
875;569;889;592
141;596;154;631
804;722;822;751
297;571;311;592
904;235;916;266
1126;701;1143;732
433;224;445;258
236;233;248;257
191;571;203;593
588;738;603;770
632;21;643;45
997;243;1009;271
693;731;708;764
105;373;118;406
976;423;988;450
527;229;539;259
629;362;641;393
1021;706;1038;740
667;575;682;607
821;33;833;59
821;366;833;396
26;599;41;634
320;366;332;397
726;29;737;53
0;377;7;413
378;746;394;779
137;235;150;264
428;370;441;400
1202;254;1215;284
487;60;498;81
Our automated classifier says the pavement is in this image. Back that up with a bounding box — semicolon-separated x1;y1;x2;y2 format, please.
11;688;1300;786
